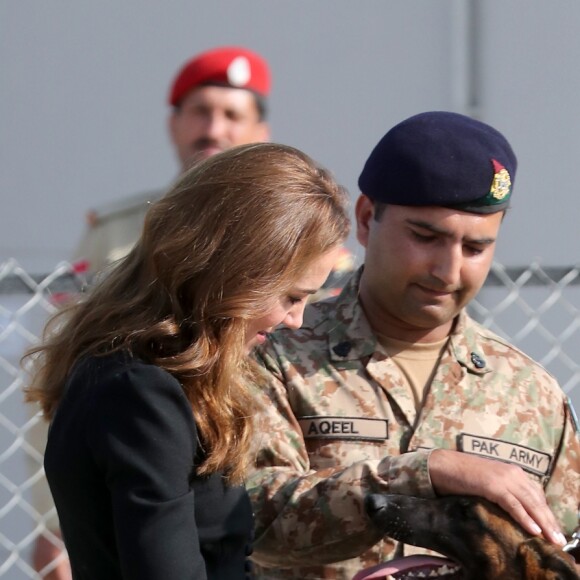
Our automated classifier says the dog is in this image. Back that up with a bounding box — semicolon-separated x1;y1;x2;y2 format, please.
354;494;579;579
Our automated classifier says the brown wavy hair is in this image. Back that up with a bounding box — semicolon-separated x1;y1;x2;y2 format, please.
24;142;350;482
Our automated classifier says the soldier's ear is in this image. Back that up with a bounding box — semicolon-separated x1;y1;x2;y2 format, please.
355;194;374;249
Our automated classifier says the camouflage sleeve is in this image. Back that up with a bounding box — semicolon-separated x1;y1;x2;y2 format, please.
544;397;580;536
246;351;434;567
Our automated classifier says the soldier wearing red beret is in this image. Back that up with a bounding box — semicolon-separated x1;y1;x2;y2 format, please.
168;46;271;168
72;46;272;276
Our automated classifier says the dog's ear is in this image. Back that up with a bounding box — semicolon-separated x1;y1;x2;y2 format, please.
517;537;579;579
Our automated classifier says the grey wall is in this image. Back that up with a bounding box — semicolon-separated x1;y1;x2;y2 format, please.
1;1;579;271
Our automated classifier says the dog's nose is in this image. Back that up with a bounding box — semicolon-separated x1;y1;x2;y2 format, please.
365;494;388;517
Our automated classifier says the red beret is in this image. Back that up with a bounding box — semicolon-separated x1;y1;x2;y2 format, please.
168;46;271;106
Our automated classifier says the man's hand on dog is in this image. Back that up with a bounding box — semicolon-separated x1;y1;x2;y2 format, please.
428;449;568;548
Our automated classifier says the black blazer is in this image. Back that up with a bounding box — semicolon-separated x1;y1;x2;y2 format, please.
44;352;253;579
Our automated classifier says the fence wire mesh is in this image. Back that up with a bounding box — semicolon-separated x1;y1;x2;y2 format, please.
0;258;579;578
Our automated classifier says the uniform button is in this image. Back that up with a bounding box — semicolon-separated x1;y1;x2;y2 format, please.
332;341;352;357
471;352;486;368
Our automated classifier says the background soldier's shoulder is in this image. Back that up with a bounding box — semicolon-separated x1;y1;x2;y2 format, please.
89;189;165;226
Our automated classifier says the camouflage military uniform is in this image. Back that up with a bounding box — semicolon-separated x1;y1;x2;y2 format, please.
247;268;580;579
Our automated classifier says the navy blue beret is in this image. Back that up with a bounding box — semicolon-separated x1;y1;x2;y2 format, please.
358;111;517;214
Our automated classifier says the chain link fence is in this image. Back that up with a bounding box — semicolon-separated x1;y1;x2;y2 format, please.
0;258;579;578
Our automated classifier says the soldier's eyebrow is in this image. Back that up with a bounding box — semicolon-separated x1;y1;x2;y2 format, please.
406;218;496;245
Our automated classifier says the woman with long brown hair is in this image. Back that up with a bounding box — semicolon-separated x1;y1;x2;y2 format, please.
24;142;350;579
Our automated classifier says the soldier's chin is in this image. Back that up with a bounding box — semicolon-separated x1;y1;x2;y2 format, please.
353;555;462;579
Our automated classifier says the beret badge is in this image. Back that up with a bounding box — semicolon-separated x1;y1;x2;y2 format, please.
489;159;512;201
357;111;517;214
227;56;252;88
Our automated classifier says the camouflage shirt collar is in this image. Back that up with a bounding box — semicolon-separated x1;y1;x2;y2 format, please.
327;269;489;374
328;267;380;362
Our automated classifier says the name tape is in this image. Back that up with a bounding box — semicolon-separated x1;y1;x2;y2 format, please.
299;416;388;441
458;433;552;476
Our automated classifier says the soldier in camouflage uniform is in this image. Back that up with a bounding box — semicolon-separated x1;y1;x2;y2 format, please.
247;111;580;579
